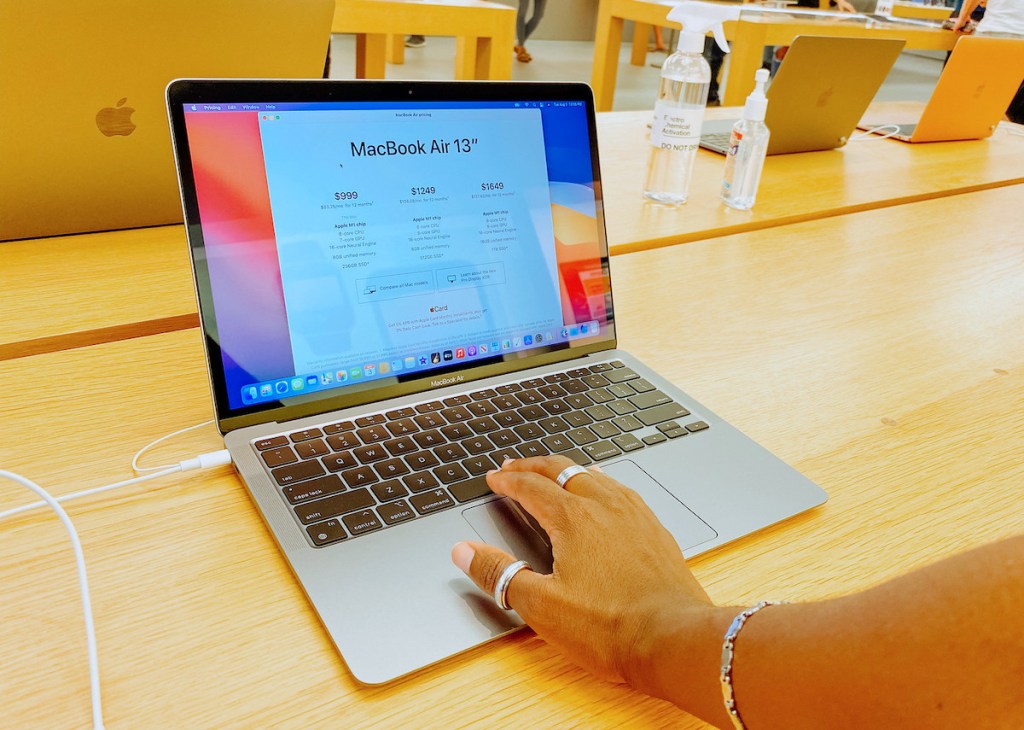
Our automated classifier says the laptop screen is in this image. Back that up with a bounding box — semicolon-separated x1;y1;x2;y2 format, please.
171;82;614;424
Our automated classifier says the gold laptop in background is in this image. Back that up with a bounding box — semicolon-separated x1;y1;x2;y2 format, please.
0;0;334;242
859;35;1024;143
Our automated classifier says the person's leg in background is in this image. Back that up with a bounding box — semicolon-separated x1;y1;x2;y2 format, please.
704;37;725;105
515;0;548;62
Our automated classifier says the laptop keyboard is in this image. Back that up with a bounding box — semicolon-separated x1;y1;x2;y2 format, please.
701;133;732;152
250;360;710;547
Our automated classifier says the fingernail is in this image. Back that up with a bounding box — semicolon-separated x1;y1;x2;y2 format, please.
486;469;498;477
452;542;474;574
502;457;514;466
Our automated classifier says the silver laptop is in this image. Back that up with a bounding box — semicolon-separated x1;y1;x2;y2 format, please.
700;36;905;155
166;79;827;685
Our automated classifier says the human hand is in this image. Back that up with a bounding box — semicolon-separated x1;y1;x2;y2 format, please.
450;455;716;687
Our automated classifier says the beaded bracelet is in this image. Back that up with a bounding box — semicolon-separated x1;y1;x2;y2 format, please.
720;600;788;730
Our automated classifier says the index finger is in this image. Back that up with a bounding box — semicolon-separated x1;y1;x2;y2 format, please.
485;466;575;531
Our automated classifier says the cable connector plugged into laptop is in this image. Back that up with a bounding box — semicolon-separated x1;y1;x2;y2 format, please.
179;449;232;472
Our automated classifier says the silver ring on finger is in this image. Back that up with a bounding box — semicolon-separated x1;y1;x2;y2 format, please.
554;464;589;489
494;559;531;611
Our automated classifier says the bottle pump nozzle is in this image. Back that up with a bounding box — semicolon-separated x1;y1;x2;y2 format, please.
744;68;770;122
666;1;742;55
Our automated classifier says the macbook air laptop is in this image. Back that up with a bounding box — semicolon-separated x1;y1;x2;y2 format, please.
0;0;334;242
166;79;828;684
701;36;905;155
858;35;1024;143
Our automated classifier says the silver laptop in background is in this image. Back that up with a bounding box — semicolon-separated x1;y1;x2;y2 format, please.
166;79;827;684
701;35;905;155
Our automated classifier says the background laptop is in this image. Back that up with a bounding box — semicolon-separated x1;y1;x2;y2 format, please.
858;35;1024;143
0;0;333;242
701;36;905;155
166;79;827;684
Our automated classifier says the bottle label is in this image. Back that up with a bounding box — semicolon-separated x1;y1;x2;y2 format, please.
649;102;704;152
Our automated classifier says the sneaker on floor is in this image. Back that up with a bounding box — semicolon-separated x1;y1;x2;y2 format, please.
405;35;426;48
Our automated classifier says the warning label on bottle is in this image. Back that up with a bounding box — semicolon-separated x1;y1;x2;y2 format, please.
649;102;704;151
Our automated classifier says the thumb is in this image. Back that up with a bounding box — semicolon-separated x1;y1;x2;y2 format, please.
452;541;544;617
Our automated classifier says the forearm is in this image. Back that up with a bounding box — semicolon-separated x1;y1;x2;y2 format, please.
634;536;1024;727
955;0;982;27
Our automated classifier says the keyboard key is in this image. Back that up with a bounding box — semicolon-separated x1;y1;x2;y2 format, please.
355;414;386;427
657;421;682;433
461;455;495;476
567;428;599;446
262;446;297;468
384;436;417;457
539;416;569;434
664;427;689;439
563;411;594;428
416;400;444;413
375;458;411;479
521;377;546;389
609;399;638;416
490;429;521;447
403;471;440;493
340;465;377;488
608;384;635;399
463;435;493;454
517;389;543;405
560;448;594;466
495;383;523;394
434;463;469;484
372;480;409;502
685;420;710;432
629;378;657;394
491;395;522;410
413;430;444;449
642;433;668;446
629;390;673;410
254;435;288;451
490;447;520;464
518;404;546;421
582;441;623;461
541;399;571;416
343;509;383;535
470;388;497;400
637;402;691;427
467;400;498;417
517;441;550;458
410;489;455;515
440;423;473;441
541;434;574;452
284;474;346;504
564;394;593;409
468;416;499;434
354;444;389;463
450;476;493;503
405;451;440;470
582;374;610;388
440;405;472;423
327;432;360;451
612;415;644;432
290;428;323;443
322;452;358;472
493;411;525;428
588;363;613;373
585;404;615;421
323;421;355;435
588;388;614;404
378;500;416;525
612;434;645;453
567;368;591;378
514;423;545;440
537;384;567;399
591;421;621;439
307;519;346;546
563;380;589;394
386;418;418;437
544;372;570;383
414;413;445;430
443;394;471;407
385;407;416;420
271;460;325;486
435;443;469;463
295;439;329;460
610;360;625;368
294;488;375;524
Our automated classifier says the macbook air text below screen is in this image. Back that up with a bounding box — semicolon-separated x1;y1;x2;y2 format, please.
181;98;612;418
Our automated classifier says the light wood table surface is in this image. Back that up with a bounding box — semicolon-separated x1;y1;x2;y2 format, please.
593;0;958;109
2;186;1022;727
3;113;1022;362
332;0;516;80
891;1;954;21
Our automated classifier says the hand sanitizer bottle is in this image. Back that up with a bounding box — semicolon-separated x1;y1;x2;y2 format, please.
721;68;771;211
643;2;741;205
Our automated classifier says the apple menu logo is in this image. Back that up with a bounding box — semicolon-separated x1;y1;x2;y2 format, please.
95;97;136;137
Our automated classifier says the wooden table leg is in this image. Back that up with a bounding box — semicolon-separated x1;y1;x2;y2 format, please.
592;1;625;111
455;36;479;80
355;32;388;78
483;24;514;80
631;21;650;66
722;22;769;106
387;34;405;65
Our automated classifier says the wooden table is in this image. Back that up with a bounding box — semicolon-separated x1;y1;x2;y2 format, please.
2;186;1022;727
4;111;1022;362
332;0;516;80
891;1;953;21
592;0;958;109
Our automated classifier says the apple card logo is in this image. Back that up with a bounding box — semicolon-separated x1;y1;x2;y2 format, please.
95;97;136;137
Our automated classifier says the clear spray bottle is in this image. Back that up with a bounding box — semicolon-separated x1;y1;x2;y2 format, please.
721;68;771;210
643;1;741;205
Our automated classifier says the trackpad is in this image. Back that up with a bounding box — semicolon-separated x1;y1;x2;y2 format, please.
602;460;717;552
463;498;554;574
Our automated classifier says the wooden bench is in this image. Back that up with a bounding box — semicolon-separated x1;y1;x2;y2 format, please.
333;0;516;80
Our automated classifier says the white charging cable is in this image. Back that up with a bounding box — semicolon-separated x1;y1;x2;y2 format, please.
0;469;106;730
851;124;902;141
131;419;216;472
